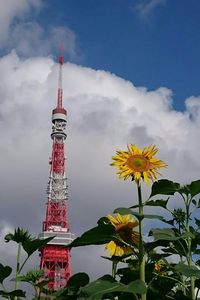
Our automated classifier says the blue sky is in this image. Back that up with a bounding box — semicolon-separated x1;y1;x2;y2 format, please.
32;0;200;111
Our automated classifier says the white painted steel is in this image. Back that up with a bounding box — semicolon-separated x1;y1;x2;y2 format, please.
52;113;66;122
38;231;74;245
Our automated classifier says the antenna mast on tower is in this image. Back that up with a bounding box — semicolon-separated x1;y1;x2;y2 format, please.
39;49;74;291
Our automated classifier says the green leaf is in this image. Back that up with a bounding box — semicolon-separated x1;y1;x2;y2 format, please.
81;275;146;300
191;232;200;250
97;217;110;226
150;228;179;241
35;279;50;289
192;199;197;206
113;207;134;216
160;218;174;226
195;218;200;227
69;224;115;248
145;199;169;209
67;272;90;289
13;269;45;284
114;208;164;221
178;185;190;195
53;272;90;299
145;240;170;252
4;228;32;244
172;239;188;257
0;289;26;298
0;264;12;284
194;249;200;255
143;214;164;220
171;290;192;300
174;262;200;278
161;247;179;255
22;236;54;257
150;180;180;197
126;279;147;294
189;180;200;197
101;253;133;263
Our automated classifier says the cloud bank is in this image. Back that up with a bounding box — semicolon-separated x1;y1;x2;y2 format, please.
0;0;42;44
0;50;200;277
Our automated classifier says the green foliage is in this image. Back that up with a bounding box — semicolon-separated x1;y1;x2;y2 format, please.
22;236;54;257
0;230;54;299
145;198;169;209
150;179;180;197
80;275;146;300
5;228;32;244
150;228;182;241
114;207;164;221
174;263;200;278
0;289;26;299
188;180;200;197
69;220;116;247
52;272;90;299
0;264;12;284
2;178;200;299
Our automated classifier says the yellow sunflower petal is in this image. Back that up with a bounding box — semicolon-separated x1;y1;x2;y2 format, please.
105;213;139;257
105;241;117;256
116;213;123;223
143;172;149;185
111;143;167;186
107;214;119;226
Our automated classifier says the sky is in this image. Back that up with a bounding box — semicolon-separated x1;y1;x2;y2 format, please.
1;0;200;289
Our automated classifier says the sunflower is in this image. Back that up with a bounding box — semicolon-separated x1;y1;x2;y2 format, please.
111;144;167;185
105;213;139;256
154;259;167;273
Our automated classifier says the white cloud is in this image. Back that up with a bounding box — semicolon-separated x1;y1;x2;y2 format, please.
0;221;15;257
0;51;200;279
134;0;167;19
0;1;79;60
0;0;42;44
186;96;200;122
8;23;78;59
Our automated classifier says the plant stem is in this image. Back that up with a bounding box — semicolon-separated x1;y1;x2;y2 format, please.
188;240;195;300
185;195;195;300
15;242;22;300
137;184;146;300
112;260;117;278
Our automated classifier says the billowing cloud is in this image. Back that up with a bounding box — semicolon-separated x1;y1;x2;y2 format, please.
0;0;42;44
0;1;79;60
0;51;200;278
8;23;78;59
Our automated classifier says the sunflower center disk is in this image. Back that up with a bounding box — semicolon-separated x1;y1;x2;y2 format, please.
126;154;150;172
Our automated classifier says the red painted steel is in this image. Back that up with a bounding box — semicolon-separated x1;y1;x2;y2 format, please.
43;201;68;231
40;245;71;290
51;143;65;174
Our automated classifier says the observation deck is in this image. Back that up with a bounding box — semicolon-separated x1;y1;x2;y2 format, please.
52;108;67;123
39;229;74;246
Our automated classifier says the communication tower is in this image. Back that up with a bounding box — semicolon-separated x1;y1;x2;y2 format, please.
39;50;74;290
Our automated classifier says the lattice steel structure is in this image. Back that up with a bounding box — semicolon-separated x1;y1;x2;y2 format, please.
39;51;74;291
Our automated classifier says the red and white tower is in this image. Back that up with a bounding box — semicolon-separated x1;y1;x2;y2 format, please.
39;50;74;291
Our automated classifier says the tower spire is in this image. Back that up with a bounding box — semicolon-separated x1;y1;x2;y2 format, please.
57;47;64;108
39;51;74;291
